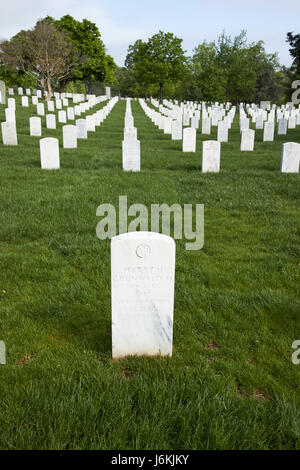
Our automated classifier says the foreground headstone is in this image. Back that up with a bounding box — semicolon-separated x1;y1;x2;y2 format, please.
111;232;176;359
122;139;141;171
30;117;42;137
281;143;300;173
202;141;221;172
182;128;196;152
40;138;60;169
63;125;77;149
241;129;255;151
1;122;18;145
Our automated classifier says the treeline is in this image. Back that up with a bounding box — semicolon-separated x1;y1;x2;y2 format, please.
0;16;299;104
113;30;298;104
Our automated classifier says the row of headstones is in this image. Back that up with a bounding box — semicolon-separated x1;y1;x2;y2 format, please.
141;98;300;172
145;98;234;140
1;97;118;149
122;99;140;172
39;97;119;168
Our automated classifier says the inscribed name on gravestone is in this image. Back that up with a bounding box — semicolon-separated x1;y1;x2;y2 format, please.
111;232;176;359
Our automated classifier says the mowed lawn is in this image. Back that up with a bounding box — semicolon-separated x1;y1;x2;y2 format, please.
0;96;299;450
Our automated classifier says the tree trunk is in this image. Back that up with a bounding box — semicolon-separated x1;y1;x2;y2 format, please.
40;77;46;101
46;77;53;102
159;82;164;103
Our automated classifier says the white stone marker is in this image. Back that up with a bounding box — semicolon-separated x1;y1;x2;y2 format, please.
40;138;60;169
241;129;255;151
30;117;42;137
288;116;296;129
278;119;288;135
46;114;56;129
122;139;141;171
32;96;38;105
5;108;16;123
8;98;16;109
8;88;14;96
202;117;211;135
1;122;18;145
18;87;23;95
37;103;45;116
67;107;75;120
281;143;300;173
202;141;221;173
76;119;87;139
171;120;182;140
63;125;77;149
256;115;264;129
111;232;176;359
217;121;228;143
22;96;29;107
58;110;67;123
124;127;137;140
47;101;55;112
86;115;96;132
26;88;31;96
263;122;275;142
182;128;196;152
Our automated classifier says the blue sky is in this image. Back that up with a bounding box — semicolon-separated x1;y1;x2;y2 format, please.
1;0;299;66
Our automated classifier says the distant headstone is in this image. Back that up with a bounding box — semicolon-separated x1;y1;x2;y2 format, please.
40;138;60;169
47;101;55;112
202;117;211;134
288;116;296;129
256;115;264;129
67;107;75;120
18;87;23;95
202;140;221;172
76;119;87;139
171;120;182;140
263;122;274;142
281;142;300;173
86;115;96;131
111;232;176;359
63;125;77;149
1;122;17;145
217;121;228;143
46;114;56;129
37;103;45;116
32;96;38;105
58;110;67;123
7;98;16;110
122;139;141;171
30;117;42;137
182;128;196;152
22;96;29;107
241;129;255;151
278;119;288;135
5;108;16;123
0;81;6;104
124;127;137;140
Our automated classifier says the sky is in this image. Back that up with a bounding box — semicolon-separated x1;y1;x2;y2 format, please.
0;0;299;67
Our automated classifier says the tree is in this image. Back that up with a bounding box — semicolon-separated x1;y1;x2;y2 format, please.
51;15;117;92
287;32;300;74
0;18;81;100
126;31;186;102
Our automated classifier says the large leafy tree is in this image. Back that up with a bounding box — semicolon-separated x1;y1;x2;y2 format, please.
126;31;186;102
0;18;81;100
287;32;300;74
50;15;116;92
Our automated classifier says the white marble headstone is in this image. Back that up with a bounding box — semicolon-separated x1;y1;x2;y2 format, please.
122;139;141;171
278;119;287;135
46;114;56;129
40;138;60;169
241;129;255;151
263;122;275;142
30;116;42;137
76;119;87;139
182;128;196;152
1;122;18;145
281;142;300;173
63;125;77;149
202;140;221;172
111;232;176;359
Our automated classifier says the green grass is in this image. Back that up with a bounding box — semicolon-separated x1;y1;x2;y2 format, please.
0;96;299;450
